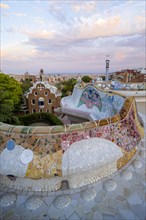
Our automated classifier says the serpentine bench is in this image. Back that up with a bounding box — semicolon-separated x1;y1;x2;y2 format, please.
0;86;144;190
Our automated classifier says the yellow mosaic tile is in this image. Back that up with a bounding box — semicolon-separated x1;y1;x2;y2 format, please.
117;147;137;170
25;150;62;179
133;100;144;138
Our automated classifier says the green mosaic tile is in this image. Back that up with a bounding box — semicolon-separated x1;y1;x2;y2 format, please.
21;127;31;134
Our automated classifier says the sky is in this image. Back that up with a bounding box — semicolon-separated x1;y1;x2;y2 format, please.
0;0;145;75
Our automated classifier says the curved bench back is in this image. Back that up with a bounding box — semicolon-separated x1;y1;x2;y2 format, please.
0;96;144;179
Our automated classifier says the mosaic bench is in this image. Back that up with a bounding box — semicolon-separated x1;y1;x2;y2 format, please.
61;85;125;120
0;89;144;190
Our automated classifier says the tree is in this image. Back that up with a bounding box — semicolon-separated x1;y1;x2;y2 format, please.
61;78;77;97
0;73;22;106
55;78;77;97
0;73;22;124
81;75;92;83
100;75;105;81
55;82;63;92
19;79;32;113
0;89;20;124
21;78;33;93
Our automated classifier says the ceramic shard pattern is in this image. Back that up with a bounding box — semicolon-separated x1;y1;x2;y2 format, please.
0;112;145;220
78;86;102;111
0;95;144;179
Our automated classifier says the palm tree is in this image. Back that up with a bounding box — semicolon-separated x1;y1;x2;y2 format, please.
61;78;77;97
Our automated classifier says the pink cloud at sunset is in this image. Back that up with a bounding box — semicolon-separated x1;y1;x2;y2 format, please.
1;0;145;74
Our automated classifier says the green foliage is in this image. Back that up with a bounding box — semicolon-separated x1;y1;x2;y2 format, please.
19;112;63;126
81;75;92;83
55;82;62;91
0;89;20;124
21;79;33;93
0;73;22;106
0;73;22;124
61;78;77;97
100;75;106;81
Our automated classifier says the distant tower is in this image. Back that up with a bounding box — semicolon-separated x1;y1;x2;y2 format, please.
40;69;44;81
105;55;110;82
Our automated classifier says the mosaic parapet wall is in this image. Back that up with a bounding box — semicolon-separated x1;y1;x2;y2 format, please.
0;96;144;180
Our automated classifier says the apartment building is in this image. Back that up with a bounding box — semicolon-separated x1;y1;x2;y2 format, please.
114;69;146;83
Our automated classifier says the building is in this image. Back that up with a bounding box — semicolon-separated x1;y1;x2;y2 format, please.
24;72;36;83
8;74;25;82
25;81;61;114
136;67;146;74
113;69;146;83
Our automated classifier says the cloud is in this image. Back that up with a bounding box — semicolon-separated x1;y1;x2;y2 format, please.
72;1;96;12
48;5;73;27
71;4;80;12
1;12;10;17
22;25;145;73
1;41;36;62
34;17;45;26
22;30;54;39
0;3;10;9
1;0;145;74
23;8;145;56
114;34;145;48
47;1;144;38
6;26;17;33
83;2;96;11
12;12;27;17
75;13;144;40
47;1;83;28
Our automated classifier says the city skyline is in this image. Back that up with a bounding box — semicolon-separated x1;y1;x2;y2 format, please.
1;0;145;74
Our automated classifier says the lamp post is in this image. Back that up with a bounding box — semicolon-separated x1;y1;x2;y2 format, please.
105;55;110;82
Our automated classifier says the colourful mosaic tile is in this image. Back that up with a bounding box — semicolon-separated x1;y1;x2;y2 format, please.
25;150;62;179
78;87;102;111
0;96;144;179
